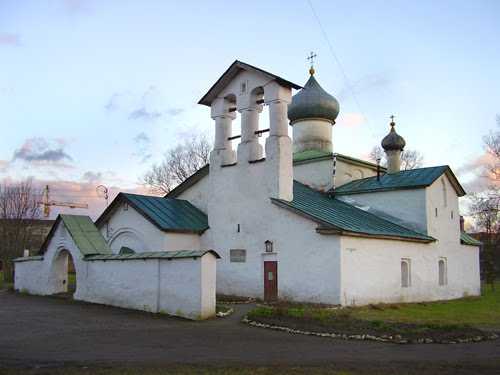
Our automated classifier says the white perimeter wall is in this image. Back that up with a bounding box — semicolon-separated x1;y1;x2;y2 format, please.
80;255;216;319
15;220;216;320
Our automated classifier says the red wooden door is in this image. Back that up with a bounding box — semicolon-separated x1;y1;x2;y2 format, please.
264;261;278;302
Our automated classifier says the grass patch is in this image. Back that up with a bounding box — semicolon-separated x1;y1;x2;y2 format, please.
246;284;499;342
0;270;14;290
350;284;500;328
249;284;500;328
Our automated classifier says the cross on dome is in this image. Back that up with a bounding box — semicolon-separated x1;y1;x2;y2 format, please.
307;51;317;75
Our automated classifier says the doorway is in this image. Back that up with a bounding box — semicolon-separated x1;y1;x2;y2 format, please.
52;249;77;296
264;261;278;302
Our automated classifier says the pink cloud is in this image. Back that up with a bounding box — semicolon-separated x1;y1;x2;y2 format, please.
338;113;365;130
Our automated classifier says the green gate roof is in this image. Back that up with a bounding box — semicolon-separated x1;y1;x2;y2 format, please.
39;214;113;256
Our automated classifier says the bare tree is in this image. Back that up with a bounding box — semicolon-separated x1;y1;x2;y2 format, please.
0;178;43;282
140;134;211;195
481;114;500;183
400;149;424;170
468;115;500;287
368;146;386;166
368;145;424;170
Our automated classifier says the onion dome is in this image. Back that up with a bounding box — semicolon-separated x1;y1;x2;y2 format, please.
381;117;406;151
288;69;340;124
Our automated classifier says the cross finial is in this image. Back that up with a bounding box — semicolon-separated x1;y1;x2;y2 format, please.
390;115;396;130
307;51;317;75
307;51;317;68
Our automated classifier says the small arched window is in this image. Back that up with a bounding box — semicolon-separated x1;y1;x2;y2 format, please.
438;258;447;286
401;259;411;287
441;178;447;207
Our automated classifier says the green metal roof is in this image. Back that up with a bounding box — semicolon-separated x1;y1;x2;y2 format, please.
96;193;209;233
329;166;466;197
84;250;220;261
39;215;113;256
460;232;482;246
121;193;209;232
60;215;113;255
272;181;435;242
14;255;44;263
293;151;384;171
293;150;333;163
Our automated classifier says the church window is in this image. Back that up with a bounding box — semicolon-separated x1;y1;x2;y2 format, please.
441;178;447;207
401;259;411;287
438;258;447;286
240;81;247;94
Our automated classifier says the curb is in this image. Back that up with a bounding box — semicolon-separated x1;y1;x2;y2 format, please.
241;316;499;344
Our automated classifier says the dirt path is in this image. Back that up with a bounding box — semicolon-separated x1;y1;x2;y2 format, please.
1;290;499;374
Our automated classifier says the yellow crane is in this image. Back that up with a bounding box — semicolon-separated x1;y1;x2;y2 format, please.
38;185;88;219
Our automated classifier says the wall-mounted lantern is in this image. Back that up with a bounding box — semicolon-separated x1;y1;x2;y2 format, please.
264;240;273;253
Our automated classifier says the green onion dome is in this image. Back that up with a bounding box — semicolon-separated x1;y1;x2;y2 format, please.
288;71;340;124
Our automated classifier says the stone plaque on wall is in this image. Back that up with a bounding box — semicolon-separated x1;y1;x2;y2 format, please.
230;249;246;262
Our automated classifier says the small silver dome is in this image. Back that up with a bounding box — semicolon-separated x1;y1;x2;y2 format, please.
381;119;406;151
288;72;339;124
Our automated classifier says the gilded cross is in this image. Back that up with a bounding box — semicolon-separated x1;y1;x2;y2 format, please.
307;51;317;68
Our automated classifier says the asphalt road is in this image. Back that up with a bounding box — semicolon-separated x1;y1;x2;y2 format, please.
1;289;499;374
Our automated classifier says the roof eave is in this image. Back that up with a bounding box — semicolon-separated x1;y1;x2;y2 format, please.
198;60;301;107
166;164;210;198
316;227;435;243
330;185;428;196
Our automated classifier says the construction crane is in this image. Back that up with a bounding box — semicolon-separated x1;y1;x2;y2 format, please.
38;185;89;219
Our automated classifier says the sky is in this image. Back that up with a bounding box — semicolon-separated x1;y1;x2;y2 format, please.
1;0;499;221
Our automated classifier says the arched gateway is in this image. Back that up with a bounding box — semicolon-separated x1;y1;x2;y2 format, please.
14;214;219;320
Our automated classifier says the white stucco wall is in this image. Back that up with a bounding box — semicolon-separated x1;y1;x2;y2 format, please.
425;174;461;240
208;155;342;304
172;172;209;213
339;235;480;306
80;255;216;319
165;232;201;251
15;219;218;320
292;119;333;154
293;157;379;192
100;202;200;253
14;223;87;298
14;259;47;294
293;158;333;191
102;202;164;253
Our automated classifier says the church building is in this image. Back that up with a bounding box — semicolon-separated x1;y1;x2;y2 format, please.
166;60;481;305
15;60;481;315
